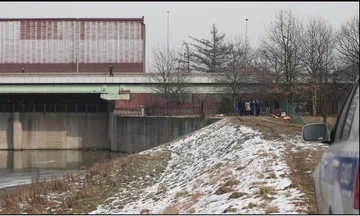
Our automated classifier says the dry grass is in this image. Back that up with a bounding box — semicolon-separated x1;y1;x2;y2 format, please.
187;208;195;214
242;202;258;209
209;174;221;185
284;191;291;197
181;192;203;212
229;191;248;199
230;116;303;141
284;148;325;214
223;206;237;213
228;116;325;213
265;204;279;214
162;204;179;214
221;169;233;177
140;209;151;214
183;201;196;212
259;186;276;195
0;151;171;214
175;191;189;199
257;173;265;179
268;172;277;179
215;185;234;195
259;186;276;200
301;115;337;126
224;178;239;187
191;192;203;200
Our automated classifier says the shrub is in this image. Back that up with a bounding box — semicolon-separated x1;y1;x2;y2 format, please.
218;97;233;114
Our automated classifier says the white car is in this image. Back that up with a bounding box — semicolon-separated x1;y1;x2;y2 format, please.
302;76;359;214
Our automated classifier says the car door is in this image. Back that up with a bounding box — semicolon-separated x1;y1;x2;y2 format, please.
319;79;359;214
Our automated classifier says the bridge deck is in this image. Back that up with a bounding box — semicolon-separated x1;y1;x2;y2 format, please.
0;72;219;84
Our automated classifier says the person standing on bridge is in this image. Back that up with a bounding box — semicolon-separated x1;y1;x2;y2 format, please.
22;67;25;73
109;64;114;77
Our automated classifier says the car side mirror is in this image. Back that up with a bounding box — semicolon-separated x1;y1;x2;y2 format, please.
302;123;328;142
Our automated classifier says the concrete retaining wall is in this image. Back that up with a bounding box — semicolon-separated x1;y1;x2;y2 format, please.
0;113;13;150
0;112;219;152
112;116;219;153
0;112;110;150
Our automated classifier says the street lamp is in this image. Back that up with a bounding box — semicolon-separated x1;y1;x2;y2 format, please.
167;10;170;74
245;18;248;44
245;18;248;74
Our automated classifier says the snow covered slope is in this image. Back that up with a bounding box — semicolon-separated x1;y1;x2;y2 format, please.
90;117;324;214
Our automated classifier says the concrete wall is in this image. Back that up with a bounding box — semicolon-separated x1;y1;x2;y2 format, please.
0;150;121;169
0;113;13;150
0;112;110;150
112;116;219;153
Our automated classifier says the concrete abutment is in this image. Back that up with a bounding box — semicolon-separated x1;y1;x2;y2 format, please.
0;112;219;153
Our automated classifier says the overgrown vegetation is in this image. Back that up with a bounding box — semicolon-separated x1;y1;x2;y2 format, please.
218;97;233;114
284;149;325;214
0;151;171;214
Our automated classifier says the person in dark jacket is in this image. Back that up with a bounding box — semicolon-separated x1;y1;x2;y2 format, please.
250;100;254;116
274;100;279;115
109;64;114;77
256;99;261;116
240;97;246;116
265;99;270;115
253;100;257;116
236;99;241;115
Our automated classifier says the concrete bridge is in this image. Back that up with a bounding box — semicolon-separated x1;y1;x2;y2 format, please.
0;72;260;100
0;72;230;153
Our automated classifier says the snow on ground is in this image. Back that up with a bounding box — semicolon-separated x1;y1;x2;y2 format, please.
90;118;325;214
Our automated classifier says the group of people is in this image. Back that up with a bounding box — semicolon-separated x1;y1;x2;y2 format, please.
236;98;280;116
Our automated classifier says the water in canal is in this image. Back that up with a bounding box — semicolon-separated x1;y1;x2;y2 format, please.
0;150;126;193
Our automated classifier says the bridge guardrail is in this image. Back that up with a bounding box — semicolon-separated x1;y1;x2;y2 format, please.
0;104;107;113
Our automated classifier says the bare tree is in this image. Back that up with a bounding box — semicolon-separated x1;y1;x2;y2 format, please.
336;13;359;80
148;46;192;115
188;24;231;73
301;16;336;115
215;37;252;110
177;42;192;73
258;9;304;105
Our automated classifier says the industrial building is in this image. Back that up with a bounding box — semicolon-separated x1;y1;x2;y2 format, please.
0;17;146;73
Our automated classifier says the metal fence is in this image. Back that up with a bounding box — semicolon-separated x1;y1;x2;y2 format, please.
114;102;220;117
291;100;344;115
282;100;306;125
0;104;107;113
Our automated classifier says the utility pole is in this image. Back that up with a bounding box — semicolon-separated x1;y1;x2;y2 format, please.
76;17;80;73
245;18;248;74
167;10;170;75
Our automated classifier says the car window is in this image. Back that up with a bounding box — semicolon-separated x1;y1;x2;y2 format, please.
332;79;359;143
341;84;359;140
351;95;359;138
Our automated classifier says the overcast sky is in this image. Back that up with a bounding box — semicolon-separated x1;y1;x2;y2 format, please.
0;1;358;70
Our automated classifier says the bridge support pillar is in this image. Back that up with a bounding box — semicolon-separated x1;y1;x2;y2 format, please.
110;112;117;151
13;112;23;150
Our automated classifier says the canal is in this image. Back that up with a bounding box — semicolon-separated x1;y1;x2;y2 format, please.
0;150;126;193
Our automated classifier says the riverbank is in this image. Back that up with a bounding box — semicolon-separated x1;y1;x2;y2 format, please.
0;116;328;214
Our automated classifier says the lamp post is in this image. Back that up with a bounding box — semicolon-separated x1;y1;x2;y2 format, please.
245;18;248;44
245;18;248;74
167;10;170;74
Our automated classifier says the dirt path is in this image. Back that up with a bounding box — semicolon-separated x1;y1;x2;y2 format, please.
229;116;302;140
228;116;327;214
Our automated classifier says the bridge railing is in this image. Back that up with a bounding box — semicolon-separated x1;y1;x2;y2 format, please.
0;104;107;113
114;103;220;117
